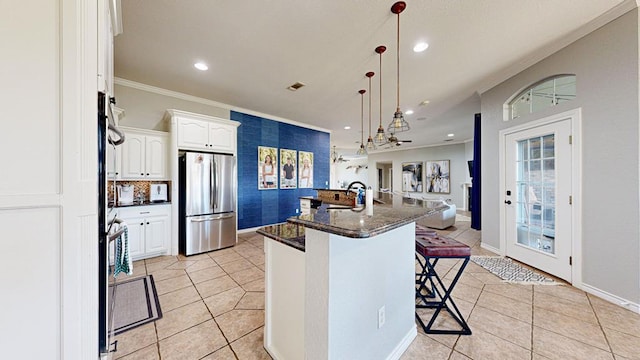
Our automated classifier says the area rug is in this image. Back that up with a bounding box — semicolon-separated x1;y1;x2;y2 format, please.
109;275;162;335
470;256;556;284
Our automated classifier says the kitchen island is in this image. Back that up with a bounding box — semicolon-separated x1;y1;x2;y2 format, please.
258;192;448;360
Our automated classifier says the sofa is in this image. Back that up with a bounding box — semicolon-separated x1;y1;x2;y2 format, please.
421;199;456;229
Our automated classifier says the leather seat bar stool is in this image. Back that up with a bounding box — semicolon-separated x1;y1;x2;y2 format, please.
415;232;472;335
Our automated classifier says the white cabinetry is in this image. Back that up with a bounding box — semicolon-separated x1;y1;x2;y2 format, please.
120;127;169;179
106;107;125;179
106;142;121;179
167;110;240;154
118;205;171;260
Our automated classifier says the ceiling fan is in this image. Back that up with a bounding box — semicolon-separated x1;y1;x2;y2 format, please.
334;155;350;163
385;132;412;147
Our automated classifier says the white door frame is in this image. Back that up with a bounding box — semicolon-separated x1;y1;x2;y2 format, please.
498;108;583;286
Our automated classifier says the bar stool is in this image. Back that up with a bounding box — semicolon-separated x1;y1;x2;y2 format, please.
415;233;472;335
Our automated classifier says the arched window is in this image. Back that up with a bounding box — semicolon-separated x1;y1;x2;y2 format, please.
505;74;576;121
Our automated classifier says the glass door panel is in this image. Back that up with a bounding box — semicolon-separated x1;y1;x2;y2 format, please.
516;134;556;254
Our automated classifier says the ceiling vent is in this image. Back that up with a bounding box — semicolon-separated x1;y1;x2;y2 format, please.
287;82;306;91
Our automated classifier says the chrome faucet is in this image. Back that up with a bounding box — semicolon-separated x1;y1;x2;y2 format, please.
345;181;366;194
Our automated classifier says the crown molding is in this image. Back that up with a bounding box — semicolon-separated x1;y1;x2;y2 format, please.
114;77;332;134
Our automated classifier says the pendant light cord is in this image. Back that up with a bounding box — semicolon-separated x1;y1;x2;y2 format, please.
396;10;400;111
361;91;365;144
368;76;372;136
379;51;383;127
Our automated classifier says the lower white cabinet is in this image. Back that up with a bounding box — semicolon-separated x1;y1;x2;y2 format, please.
118;204;171;260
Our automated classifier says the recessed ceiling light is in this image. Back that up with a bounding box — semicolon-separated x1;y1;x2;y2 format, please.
413;42;429;52
447;133;454;137
194;62;208;71
344;126;351;130
405;110;414;115
419;100;430;106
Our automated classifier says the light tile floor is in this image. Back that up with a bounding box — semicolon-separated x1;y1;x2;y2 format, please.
110;218;640;360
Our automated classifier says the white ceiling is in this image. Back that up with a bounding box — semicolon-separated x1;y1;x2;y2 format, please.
114;0;626;152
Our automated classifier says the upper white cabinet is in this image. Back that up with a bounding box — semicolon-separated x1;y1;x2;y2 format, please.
120;127;169;179
106;107;125;179
166;110;240;154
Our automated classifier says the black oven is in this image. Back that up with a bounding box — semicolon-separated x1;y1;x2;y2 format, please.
98;91;125;355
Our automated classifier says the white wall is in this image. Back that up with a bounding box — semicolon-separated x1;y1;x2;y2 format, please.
333;156;369;189
480;9;639;305
114;81;231;130
367;143;468;208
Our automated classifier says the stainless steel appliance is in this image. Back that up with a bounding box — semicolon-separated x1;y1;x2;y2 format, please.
179;151;237;255
98;91;125;355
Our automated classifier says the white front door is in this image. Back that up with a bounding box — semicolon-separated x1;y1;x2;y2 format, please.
504;118;573;282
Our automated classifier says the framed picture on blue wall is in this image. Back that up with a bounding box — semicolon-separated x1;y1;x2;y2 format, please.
280;148;297;189
258;146;278;190
298;151;314;188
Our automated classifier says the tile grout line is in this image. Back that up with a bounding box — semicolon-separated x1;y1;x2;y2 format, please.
586;292;616;357
530;283;535;360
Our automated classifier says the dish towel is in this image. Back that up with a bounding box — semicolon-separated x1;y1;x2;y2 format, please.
113;222;133;277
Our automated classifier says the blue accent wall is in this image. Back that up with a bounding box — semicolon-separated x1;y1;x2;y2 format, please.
231;111;330;229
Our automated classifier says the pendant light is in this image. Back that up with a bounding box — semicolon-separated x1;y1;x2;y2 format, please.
374;45;388;144
356;89;367;155
365;71;376;151
330;145;339;164
387;1;410;133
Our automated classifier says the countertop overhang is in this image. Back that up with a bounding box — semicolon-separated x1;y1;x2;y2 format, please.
257;223;306;251
288;192;448;238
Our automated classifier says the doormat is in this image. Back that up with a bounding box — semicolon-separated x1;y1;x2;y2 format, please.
109;275;162;335
470;256;556;284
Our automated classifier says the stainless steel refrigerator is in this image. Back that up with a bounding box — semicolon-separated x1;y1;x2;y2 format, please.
179;151;237;256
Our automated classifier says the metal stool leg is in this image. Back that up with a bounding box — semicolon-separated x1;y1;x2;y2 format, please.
415;256;472;335
415;253;435;302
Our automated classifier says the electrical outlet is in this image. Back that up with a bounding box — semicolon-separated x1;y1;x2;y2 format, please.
378;306;385;329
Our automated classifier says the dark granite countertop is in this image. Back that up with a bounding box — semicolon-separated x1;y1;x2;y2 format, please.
257;223;306;252
287;192;448;238
111;201;171;208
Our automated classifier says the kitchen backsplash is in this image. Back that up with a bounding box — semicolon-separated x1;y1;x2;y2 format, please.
108;180;171;204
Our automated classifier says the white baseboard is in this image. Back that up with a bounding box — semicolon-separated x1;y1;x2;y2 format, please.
581;283;640;314
264;345;284;360
386;326;418;360
480;242;502;256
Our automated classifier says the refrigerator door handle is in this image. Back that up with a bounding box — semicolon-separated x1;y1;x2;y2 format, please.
213;159;218;209
190;214;234;222
209;158;215;210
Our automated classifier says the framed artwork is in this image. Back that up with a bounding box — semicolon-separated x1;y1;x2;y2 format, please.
426;160;450;194
401;162;423;192
298;151;314;188
280;148;297;189
258;146;278;190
